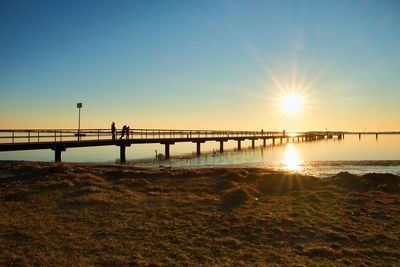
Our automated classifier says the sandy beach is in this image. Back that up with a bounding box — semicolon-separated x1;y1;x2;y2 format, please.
0;161;399;266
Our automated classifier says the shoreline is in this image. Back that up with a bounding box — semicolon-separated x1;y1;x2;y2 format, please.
2;159;400;177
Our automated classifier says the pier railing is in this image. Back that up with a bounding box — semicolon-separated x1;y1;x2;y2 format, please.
0;129;333;144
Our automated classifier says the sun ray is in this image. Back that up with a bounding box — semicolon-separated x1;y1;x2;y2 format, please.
240;42;328;130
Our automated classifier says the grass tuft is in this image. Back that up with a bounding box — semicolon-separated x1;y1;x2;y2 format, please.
303;246;341;258
45;163;72;173
214;180;237;192
221;187;249;210
219;170;247;182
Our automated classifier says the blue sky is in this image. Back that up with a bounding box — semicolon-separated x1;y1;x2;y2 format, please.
1;0;399;131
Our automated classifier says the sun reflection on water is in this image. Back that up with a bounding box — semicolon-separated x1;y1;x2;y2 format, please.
283;144;302;171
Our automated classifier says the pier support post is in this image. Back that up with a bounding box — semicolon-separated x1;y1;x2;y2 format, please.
196;142;201;156
52;146;66;163
161;142;174;159
165;143;170;159
287;137;289;143
54;149;64;162
263;139;266;147
251;139;255;148
120;145;126;164
237;140;241;150
359;133;361;140
55;149;62;163
376;133;378;140
117;142;131;164
292;137;295;142
220;141;224;153
272;138;275;145
280;138;283;144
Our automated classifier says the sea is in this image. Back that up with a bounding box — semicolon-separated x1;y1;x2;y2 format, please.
1;134;400;177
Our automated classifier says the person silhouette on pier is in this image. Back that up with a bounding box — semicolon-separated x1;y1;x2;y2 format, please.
111;122;116;140
283;129;286;136
120;125;127;139
126;126;130;139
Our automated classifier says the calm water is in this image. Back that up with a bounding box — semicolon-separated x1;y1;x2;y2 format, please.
1;134;400;176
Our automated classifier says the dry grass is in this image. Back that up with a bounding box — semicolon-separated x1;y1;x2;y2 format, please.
0;161;399;266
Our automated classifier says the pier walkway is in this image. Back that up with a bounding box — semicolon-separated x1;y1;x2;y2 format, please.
0;129;345;163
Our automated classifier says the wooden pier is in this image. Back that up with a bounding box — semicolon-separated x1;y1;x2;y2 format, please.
0;129;345;163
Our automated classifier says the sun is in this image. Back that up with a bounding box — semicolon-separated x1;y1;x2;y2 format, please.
281;92;303;114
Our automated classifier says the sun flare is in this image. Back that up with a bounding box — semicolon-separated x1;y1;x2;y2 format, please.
281;93;303;114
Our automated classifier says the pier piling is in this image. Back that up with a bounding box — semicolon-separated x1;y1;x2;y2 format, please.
53;148;65;162
120;145;126;164
196;142;201;156
165;143;170;159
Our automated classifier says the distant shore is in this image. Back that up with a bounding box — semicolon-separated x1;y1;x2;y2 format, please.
1;161;399;265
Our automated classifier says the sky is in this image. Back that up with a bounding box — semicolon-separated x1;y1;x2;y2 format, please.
0;0;399;131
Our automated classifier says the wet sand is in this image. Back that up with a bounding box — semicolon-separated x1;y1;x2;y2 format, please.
1;161;399;266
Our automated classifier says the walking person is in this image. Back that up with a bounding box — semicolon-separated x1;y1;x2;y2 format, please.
120;125;126;139
126;126;130;139
111;122;116;140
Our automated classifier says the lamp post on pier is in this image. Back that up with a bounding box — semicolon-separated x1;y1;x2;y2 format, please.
77;103;82;141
